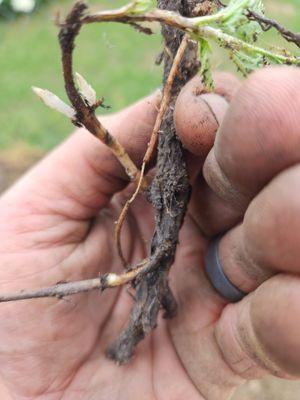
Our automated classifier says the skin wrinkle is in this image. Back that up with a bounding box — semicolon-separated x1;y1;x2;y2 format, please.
187;206;210;238
0;310;92;384
219;228;273;293
232;295;285;378
212;320;247;383
215;303;263;381
204;152;250;210
213;68;300;201
237;308;281;377
204;326;243;399
61;289;123;400
2;359;66;400
20;180;90;222
161;319;205;399
0;244;78;286
0;206;85;243
29;221;88;250
239;230;274;284
200;96;221;128
248;281;299;379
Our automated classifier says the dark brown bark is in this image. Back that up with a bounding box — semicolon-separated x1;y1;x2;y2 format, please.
106;0;201;365
247;10;300;48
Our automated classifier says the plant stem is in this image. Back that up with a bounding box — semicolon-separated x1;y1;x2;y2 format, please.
0;261;149;303
83;6;300;66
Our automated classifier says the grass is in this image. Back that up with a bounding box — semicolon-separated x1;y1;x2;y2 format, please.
0;0;162;149
0;0;299;150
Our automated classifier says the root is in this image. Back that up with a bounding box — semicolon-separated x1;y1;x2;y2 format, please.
115;35;190;266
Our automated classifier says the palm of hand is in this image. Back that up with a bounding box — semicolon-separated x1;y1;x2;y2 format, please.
0;175;231;400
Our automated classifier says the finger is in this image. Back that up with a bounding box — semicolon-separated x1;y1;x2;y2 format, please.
216;163;300;294
171;237;300;398
2;92;160;219
216;273;300;380
174;72;242;235
185;66;300;236
174;71;241;161
204;66;300;212
169;216;245;400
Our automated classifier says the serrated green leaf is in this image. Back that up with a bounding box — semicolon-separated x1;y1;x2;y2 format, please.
199;38;214;90
221;0;264;44
231;50;264;75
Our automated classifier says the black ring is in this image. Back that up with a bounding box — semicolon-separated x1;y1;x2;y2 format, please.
205;235;246;302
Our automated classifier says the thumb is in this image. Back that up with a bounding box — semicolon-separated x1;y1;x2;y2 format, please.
173;72;243;236
174;72;240;162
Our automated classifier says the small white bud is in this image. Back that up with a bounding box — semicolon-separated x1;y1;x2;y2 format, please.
106;273;120;286
75;72;97;107
32;87;76;119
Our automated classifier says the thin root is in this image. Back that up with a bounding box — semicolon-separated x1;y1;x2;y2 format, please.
114;35;190;265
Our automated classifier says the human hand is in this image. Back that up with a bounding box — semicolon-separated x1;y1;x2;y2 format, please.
0;66;299;400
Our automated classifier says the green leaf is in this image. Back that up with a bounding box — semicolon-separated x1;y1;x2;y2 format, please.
199;38;214;90
221;0;264;44
231;50;264;75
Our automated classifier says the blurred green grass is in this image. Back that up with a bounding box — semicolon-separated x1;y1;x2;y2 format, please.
0;0;299;150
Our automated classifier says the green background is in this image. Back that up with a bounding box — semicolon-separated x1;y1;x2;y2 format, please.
0;0;299;150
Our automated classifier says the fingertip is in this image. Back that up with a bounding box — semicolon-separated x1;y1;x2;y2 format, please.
174;83;229;159
174;93;225;160
174;72;240;160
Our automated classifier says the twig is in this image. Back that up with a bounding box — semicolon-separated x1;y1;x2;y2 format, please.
114;34;190;266
202;25;299;64
58;2;140;182
82;5;300;65
247;10;300;49
0;260;148;303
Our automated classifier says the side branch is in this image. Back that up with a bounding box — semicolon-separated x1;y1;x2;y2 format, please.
58;1;140;181
248;10;300;48
0;261;148;303
81;6;300;66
